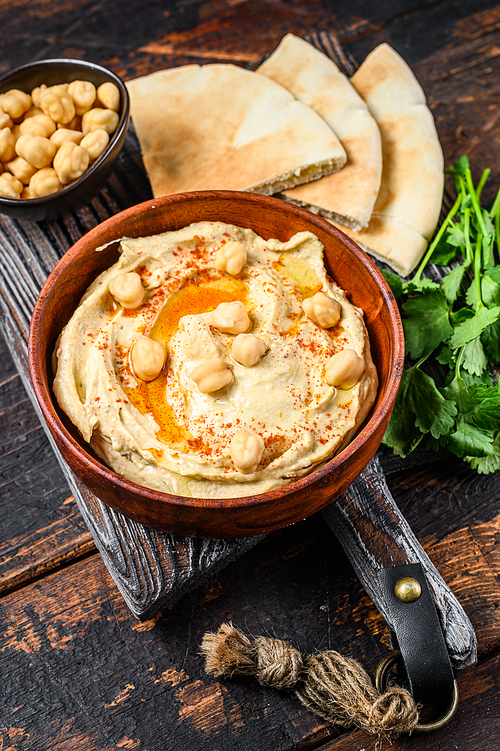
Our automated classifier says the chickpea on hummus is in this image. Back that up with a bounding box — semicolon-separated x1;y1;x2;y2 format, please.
53;222;378;498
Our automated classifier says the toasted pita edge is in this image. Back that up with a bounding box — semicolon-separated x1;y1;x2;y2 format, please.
332;214;429;278
127;63;347;198
258;34;382;230
346;44;444;275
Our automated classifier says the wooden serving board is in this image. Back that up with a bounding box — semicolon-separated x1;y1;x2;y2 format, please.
0;32;475;676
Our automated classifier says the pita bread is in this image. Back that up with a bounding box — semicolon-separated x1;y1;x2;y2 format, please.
126;63;346;197
258;34;382;231
334;43;444;277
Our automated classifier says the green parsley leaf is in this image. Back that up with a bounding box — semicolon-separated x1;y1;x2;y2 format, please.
380;269;404;299
430;235;459;265
410;368;457;438
447;420;495;458
466;432;500;473
442;264;467;304
481;319;500;364
381;368;424;457
402;290;453;361
481;274;500;307
462;337;488;376
435;345;456;366
448;305;500;348
448;155;470;177
466;383;500;430
404;278;440;293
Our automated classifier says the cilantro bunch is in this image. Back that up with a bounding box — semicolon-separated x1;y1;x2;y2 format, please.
382;156;500;473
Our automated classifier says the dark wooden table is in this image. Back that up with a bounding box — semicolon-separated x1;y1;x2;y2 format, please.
1;1;500;749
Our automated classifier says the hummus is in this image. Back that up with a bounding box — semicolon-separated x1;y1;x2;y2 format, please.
53;222;378;498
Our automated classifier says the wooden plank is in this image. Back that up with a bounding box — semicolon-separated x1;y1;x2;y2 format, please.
0;504;498;751
0;2;498;749
0;323;94;596
0;494;95;597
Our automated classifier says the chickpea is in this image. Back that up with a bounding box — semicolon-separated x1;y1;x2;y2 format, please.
67;80;96;116
23;106;44;119
108;272;145;309
5;156;37;184
230;428;264;474
231;333;266;367
214;240;247;276
0;172;23;198
325;349;365;389
80;128;109;161
29;167;62;198
81;107;119;135
302;292;341;329
31;84;47;105
131;335;166;382
38;85;75;125
60;113;82;131
96;82;120;112
19;114;57;138
191;358;233;394
0;108;13;130
53;141;90;184
50;128;84;148
212;301;251;335
0;89;31;120
16;133;56;169
0;127;17;162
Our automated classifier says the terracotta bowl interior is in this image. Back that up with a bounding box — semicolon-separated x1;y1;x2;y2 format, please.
29;191;404;538
0;58;130;221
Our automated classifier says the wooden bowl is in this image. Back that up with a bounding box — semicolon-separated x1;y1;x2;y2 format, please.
28;191;404;538
0;58;130;221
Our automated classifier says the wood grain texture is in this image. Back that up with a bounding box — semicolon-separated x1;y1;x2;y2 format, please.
0;3;477;660
0;2;500;749
322;457;477;671
0;495;498;751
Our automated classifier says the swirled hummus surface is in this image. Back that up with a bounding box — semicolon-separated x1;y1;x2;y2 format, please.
53;222;378;498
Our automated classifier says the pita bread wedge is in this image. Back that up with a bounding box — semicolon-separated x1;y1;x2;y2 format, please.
333;43;444;277
258;34;382;231
126;63;346;197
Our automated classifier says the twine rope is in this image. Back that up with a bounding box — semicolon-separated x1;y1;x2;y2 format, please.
201;622;418;738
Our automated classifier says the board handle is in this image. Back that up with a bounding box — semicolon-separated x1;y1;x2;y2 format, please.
320;454;477;672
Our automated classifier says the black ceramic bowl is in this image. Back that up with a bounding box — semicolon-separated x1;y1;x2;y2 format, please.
0;58;130;221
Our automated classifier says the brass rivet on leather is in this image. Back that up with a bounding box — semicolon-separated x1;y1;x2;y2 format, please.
394;576;422;603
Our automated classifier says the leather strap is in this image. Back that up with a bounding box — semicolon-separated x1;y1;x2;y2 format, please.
378;563;455;706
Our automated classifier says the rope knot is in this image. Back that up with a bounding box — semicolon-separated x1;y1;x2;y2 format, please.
201;623;419;739
368;686;419;735
254;635;303;689
200;621;303;689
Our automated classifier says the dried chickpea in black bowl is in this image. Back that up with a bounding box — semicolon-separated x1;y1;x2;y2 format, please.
0;59;130;221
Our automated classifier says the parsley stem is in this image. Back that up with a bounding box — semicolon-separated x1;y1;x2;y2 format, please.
413;192;462;282
495;209;500;263
476;168;491;202
466;168;488;237
489;184;500;220
473;234;483;309
455;346;465;380
464;208;473;267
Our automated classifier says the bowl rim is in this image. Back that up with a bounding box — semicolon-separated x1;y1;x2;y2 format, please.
29;190;404;511
0;57;130;208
